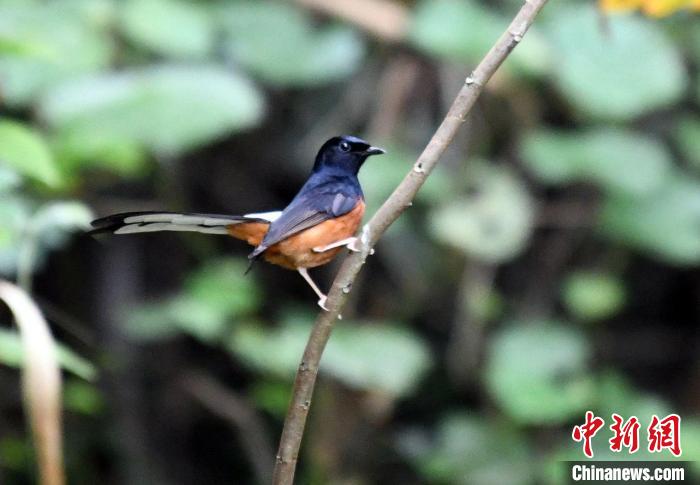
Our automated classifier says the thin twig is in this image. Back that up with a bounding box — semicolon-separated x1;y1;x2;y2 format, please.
272;1;549;483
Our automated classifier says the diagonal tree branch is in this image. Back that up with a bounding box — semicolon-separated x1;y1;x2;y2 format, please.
272;1;549;483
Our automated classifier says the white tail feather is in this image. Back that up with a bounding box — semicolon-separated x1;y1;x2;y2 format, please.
109;211;283;236
122;213;241;226
114;223;230;235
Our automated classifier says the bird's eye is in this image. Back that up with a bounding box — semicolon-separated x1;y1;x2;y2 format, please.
339;141;351;152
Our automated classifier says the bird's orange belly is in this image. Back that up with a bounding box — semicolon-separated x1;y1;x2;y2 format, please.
227;201;365;270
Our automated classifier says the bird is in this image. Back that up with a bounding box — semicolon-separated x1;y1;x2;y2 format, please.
89;135;385;310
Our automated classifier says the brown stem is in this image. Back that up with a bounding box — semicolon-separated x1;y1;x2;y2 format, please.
272;1;549;483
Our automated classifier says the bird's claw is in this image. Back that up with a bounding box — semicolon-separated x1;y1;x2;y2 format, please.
346;237;362;252
311;237;374;255
317;296;329;311
346;237;374;255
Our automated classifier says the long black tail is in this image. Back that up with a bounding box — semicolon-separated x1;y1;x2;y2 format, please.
88;211;264;236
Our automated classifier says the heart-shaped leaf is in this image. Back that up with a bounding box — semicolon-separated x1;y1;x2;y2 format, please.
429;163;534;263
485;321;594;424
118;0;214;59
0;121;61;187
409;0;551;77
228;314;431;397
544;4;686;120
0;0;113;106
40;65;264;155
600;175;700;264
522;128;672;196
220;2;365;86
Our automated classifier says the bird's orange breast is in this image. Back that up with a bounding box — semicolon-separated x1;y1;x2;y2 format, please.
227;200;365;270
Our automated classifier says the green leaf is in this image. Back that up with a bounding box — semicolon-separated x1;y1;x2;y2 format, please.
485;321;594;424
0;121;61;187
600;175;700;264
400;414;534;485
0;328;97;380
0;0;113;106
119;0;214;59
128;298;233;343
64;380;104;415
429;163;534;263
409;0;550;77
229;315;431;397
522;128;672;196
595;371;671;420
31;201;94;250
562;271;626;322
0;196;31;276
680;419;700;474
53;127;148;180
249;381;292;417
220;2;365;86
125;302;182;342
358;144;453;215
675;115;700;171
0;437;30;471
0;166;22;193
545;4;686;120
185;258;260;318
127;257;260;343
40;65;264;155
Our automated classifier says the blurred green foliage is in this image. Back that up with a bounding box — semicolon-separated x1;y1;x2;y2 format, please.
545;4;686;120
486;321;594;424
400;414;533;484
430;162;535;263
522;128;672;196
127;258;261;342
220;2;364;86
562;271;626;321
1;0;699;483
230;313;431;397
0;328;96;380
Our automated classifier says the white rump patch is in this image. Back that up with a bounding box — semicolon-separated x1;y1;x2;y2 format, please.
243;211;282;222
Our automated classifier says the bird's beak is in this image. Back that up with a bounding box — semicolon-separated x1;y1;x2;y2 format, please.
364;146;386;156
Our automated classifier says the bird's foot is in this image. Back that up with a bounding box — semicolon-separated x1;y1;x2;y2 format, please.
317;296;329;311
313;237;374;255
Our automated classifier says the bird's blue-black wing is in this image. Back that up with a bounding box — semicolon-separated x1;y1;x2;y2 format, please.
249;177;361;258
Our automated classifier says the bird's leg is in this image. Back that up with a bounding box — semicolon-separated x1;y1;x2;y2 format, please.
297;267;328;311
313;237;374;254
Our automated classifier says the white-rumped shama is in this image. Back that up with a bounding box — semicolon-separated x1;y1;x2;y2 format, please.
89;135;385;310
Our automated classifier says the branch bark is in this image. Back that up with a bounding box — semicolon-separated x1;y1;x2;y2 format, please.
272;1;549;483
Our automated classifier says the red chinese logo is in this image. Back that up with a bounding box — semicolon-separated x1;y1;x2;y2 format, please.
609;414;640;453
573;412;682;458
572;411;605;458
648;414;681;457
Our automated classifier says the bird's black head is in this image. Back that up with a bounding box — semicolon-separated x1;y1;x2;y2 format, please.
312;135;385;175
